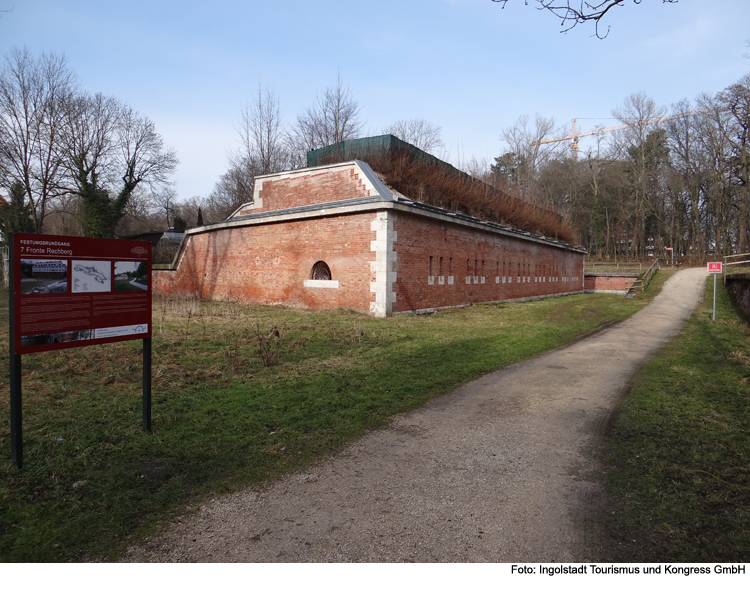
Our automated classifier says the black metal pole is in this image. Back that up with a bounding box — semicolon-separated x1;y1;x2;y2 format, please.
8;235;22;469
10;354;22;469
143;337;152;432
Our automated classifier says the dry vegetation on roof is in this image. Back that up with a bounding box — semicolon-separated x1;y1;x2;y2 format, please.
319;148;578;244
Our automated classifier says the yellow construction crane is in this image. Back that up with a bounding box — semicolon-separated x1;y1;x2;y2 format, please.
532;110;705;159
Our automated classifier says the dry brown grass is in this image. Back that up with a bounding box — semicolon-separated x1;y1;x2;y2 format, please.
319;147;577;244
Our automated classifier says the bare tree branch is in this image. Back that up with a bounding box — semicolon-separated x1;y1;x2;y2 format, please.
289;72;362;161
236;84;288;176
492;1;678;38
0;47;77;231
383;119;444;153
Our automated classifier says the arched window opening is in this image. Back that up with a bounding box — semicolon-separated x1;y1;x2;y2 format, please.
310;261;332;281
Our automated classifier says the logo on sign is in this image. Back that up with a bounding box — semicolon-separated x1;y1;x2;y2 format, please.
131;246;148;256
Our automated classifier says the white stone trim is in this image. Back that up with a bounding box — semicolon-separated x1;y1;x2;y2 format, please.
369;211;396;317
353;160;394;201
304;279;339;289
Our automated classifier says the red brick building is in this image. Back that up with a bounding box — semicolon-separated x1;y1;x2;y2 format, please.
154;143;586;317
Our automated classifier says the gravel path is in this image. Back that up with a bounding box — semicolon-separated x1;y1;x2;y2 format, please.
123;267;707;563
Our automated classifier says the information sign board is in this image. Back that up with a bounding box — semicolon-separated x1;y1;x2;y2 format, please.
11;233;151;354
707;262;723;274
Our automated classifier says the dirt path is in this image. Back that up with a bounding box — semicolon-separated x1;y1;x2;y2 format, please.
123;268;707;563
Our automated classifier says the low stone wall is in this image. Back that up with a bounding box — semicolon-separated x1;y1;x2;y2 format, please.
584;272;640;294
725;274;750;318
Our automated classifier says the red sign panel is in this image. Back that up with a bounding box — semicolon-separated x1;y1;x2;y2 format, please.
707;262;723;274
11;233;152;354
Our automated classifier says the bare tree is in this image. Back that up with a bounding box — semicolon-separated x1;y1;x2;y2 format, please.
58;92;120;188
0;47;77;232
719;75;750;252
289;73;362;163
115;184;160;236
235;84;288;176
497;114;559;198
58;92;178;237
610;92;668;257
150;186;178;229
492;1;678;38
172;195;205;229
206;164;254;222
383;119;444;153
665;99;707;258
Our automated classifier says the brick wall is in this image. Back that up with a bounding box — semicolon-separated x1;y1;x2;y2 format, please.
390;211;584;313
235;164;370;216
153;213;377;314
154;159;588;316
584;274;639;292
726;274;750;319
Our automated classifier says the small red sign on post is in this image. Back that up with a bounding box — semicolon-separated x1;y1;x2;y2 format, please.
708;262;723;274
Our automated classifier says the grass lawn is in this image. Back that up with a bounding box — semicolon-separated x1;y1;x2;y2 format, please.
604;275;750;562
114;279;147;292
0;273;671;562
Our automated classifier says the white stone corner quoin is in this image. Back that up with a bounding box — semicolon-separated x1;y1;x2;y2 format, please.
370;210;397;317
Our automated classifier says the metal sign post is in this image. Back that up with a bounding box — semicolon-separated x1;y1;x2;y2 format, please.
8;238;23;468
665;246;674;267
707;262;723;321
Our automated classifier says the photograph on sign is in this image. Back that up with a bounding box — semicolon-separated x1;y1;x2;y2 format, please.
20;259;69;294
22;329;93;348
114;261;149;291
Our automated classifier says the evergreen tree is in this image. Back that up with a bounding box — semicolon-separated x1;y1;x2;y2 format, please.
77;170;133;239
0;181;35;244
173;215;187;233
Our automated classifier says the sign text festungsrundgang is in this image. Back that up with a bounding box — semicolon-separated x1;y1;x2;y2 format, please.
12;233;152;354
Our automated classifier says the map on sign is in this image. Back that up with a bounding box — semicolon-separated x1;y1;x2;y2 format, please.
72;260;111;293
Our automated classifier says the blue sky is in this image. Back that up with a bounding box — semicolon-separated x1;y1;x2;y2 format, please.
2;0;748;200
